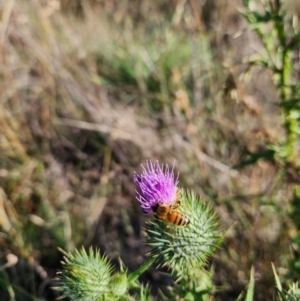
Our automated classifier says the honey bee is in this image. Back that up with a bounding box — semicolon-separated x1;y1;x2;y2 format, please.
152;197;190;226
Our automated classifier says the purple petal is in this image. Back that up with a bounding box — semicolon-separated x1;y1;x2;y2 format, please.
134;160;179;214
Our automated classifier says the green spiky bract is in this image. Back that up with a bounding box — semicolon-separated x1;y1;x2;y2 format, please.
145;188;223;274
55;247;129;301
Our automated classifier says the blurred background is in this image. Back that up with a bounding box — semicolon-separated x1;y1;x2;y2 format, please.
0;0;299;300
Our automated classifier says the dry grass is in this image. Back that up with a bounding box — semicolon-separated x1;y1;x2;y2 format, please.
0;0;295;300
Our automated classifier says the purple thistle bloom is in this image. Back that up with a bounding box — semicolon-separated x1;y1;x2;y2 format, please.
134;160;179;214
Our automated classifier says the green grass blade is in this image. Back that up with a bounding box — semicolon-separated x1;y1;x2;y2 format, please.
245;266;255;301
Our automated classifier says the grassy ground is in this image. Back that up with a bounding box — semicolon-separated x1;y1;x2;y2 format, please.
0;0;298;300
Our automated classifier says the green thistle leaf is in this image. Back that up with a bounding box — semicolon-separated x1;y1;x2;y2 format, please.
145;188;223;273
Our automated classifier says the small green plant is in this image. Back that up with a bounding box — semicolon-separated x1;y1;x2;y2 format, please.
239;0;300;286
233;0;300;291
240;0;300;173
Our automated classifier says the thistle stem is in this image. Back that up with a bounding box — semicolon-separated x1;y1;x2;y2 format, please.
128;257;156;284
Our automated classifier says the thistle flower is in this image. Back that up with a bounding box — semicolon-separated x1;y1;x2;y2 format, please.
55;248;129;301
134;160;223;274
133;160;178;214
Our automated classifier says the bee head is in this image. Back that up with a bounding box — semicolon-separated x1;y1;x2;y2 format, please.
151;204;159;213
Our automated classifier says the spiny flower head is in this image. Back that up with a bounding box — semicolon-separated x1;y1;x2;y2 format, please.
145;189;223;274
55;248;129;301
134;160;178;214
